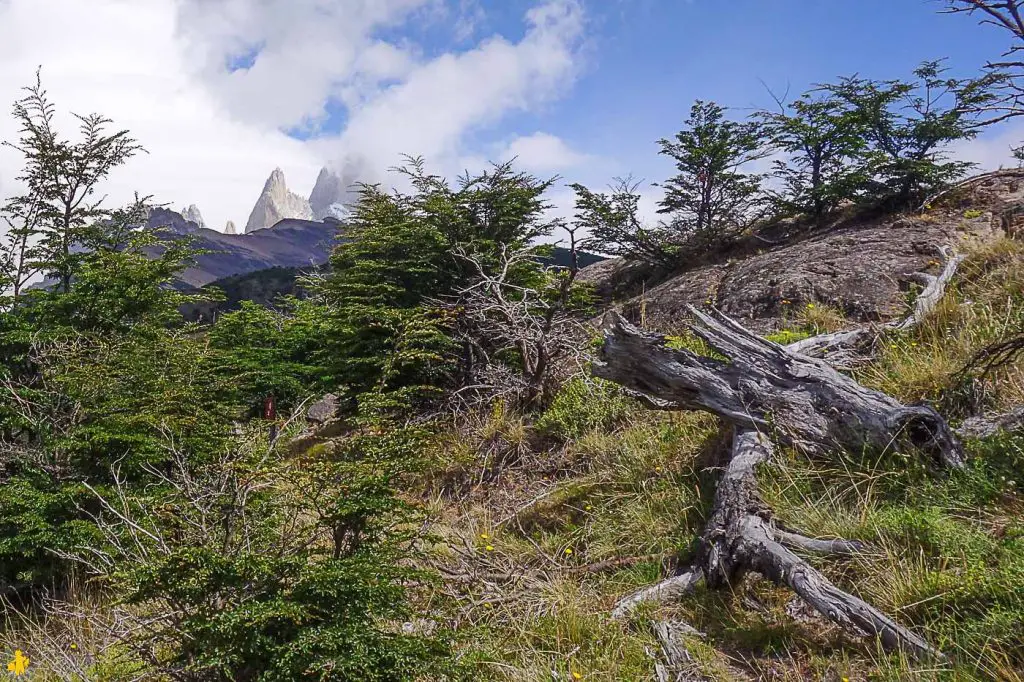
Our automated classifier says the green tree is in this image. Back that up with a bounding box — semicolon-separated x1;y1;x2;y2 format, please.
655;100;768;254
579;101;767;265
571;177;677;266
1;68;141;295
79;416;457;682
824;61;998;207
316;158;559;410
756;90;870;226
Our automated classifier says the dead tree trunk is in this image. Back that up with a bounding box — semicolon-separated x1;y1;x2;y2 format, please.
594;306;962;659
594;307;964;468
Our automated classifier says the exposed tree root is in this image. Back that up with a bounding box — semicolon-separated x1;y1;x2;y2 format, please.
611;429;942;660
593;305;963;659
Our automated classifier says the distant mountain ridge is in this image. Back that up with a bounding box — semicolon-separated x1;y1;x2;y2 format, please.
145;207;340;288
179;244;606;323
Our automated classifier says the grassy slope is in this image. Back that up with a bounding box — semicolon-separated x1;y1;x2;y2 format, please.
3;237;1020;681
422;236;1024;681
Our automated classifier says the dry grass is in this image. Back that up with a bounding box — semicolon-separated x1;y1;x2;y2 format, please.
420;236;1024;680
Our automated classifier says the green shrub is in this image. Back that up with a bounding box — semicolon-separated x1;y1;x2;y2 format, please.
535;377;632;441
86;422;459;682
963;209;984;219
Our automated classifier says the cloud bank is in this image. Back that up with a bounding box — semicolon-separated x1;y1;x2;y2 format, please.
0;0;588;232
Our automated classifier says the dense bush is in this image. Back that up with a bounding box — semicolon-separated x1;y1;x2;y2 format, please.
535;377;633;441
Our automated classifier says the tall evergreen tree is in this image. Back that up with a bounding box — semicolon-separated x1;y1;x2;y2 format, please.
655;100;768;254
0;68;140;295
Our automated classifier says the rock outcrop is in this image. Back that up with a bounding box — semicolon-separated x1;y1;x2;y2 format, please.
580;173;1021;335
181;204;206;229
244;168;314;233
309;167;355;221
224;220;238;235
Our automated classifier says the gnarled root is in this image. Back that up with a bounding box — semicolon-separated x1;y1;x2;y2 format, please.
612;429;942;660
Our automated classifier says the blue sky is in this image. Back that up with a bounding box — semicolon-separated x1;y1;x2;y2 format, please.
0;0;1011;231
301;0;1003;185
551;0;1001;179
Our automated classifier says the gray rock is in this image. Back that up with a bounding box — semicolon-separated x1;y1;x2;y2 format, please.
245;168;314;233
610;215;964;334
306;393;339;425
309;162;363;220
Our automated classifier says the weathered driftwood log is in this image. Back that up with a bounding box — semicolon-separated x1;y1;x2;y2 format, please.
612;429;941;660
593;307;964;468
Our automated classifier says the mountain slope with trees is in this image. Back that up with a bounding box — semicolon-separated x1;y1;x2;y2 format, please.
1;2;1024;681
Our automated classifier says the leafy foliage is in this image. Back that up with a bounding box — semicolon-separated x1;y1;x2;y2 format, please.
580;101;767;265
756;90;870;225
823;60;997;207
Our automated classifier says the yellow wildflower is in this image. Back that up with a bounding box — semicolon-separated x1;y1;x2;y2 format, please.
479;533;489;540
572;672;583;680
7;650;29;676
564;548;573;556
485;545;494;552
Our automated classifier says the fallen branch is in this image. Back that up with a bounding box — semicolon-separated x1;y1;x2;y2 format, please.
651;620;708;682
611;429;942;660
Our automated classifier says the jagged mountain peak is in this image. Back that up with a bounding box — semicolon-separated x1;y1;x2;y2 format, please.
181;204;205;229
245;167;313;233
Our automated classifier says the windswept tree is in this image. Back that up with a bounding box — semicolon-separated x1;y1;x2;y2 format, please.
316;157;561;412
0;68;141;296
578;100;767;266
655;100;768;252
756;89;870;226
823;61;998;207
571;176;677;266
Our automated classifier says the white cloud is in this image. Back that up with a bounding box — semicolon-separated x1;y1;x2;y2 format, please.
312;0;585;180
500;132;592;172
0;0;587;233
949;122;1024;171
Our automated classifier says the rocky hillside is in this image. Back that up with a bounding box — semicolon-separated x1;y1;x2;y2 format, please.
580;172;1023;334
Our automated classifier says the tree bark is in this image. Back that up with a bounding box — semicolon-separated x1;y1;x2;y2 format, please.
593;307;964;468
